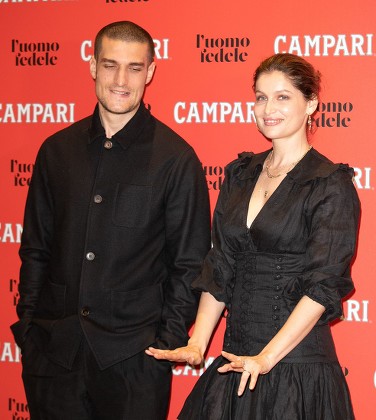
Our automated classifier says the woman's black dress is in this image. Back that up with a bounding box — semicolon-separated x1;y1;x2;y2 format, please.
179;148;360;420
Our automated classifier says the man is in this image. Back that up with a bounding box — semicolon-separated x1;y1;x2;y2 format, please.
11;21;211;419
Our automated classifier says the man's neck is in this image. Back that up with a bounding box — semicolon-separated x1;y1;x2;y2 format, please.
98;104;140;138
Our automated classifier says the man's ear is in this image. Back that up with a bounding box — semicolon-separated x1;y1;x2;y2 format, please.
90;56;97;80
146;61;156;85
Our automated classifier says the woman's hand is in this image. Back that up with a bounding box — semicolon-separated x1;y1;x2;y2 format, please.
146;292;224;367
218;351;272;395
145;344;203;366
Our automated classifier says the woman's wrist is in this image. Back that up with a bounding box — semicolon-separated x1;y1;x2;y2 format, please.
258;351;276;373
187;337;206;356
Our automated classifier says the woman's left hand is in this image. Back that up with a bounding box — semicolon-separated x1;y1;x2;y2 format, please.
218;351;272;395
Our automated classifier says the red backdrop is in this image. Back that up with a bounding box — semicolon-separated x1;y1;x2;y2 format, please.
1;1;375;419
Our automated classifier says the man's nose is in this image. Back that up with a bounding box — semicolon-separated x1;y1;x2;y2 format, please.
115;68;128;86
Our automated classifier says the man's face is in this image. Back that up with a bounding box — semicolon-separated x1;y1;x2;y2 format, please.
90;36;155;121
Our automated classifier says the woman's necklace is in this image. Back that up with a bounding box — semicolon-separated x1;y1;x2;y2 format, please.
261;146;312;198
265;146;312;179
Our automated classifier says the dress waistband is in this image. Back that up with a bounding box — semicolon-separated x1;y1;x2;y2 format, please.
233;251;306;275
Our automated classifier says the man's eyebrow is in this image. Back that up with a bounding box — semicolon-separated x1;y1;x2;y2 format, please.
128;62;146;67
99;58;146;67
100;58;117;64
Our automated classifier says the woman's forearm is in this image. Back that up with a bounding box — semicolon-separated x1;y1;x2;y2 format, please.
188;291;226;355
260;295;326;368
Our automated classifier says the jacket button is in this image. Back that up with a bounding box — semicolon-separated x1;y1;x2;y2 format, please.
104;140;113;149
86;252;95;261
94;194;103;203
81;308;90;317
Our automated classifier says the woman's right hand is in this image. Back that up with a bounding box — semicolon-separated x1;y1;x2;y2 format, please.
146;292;224;366
145;344;203;366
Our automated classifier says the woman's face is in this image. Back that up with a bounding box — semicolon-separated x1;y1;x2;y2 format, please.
254;70;316;141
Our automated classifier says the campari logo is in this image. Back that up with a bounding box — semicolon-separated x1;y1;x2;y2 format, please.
353;167;372;190
80;38;169;61
11;39;59;66
174;101;256;124
0;223;23;244
172;357;215;377
0;103;75;124
343;299;369;322
274;34;373;56
196;34;251;63
0;343;20;363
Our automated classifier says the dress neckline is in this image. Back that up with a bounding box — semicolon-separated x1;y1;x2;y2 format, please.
245;148;313;229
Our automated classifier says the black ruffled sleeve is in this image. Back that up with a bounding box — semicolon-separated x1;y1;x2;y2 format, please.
285;164;360;323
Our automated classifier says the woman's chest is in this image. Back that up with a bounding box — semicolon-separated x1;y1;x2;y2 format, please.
222;178;313;252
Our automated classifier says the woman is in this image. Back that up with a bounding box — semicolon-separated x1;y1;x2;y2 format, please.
146;53;360;419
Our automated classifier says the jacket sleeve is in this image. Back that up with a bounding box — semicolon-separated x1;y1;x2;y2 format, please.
156;147;211;349
10;142;54;347
285;166;360;323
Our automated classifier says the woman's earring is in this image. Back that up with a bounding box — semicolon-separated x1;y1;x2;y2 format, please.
307;114;312;132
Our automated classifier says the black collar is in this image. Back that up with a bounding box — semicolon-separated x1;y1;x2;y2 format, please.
88;102;152;150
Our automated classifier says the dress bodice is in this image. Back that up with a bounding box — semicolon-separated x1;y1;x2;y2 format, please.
223;251;338;363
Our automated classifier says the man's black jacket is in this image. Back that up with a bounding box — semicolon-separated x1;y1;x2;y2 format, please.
11;102;211;370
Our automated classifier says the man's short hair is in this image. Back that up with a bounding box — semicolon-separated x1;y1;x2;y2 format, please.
94;21;155;63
